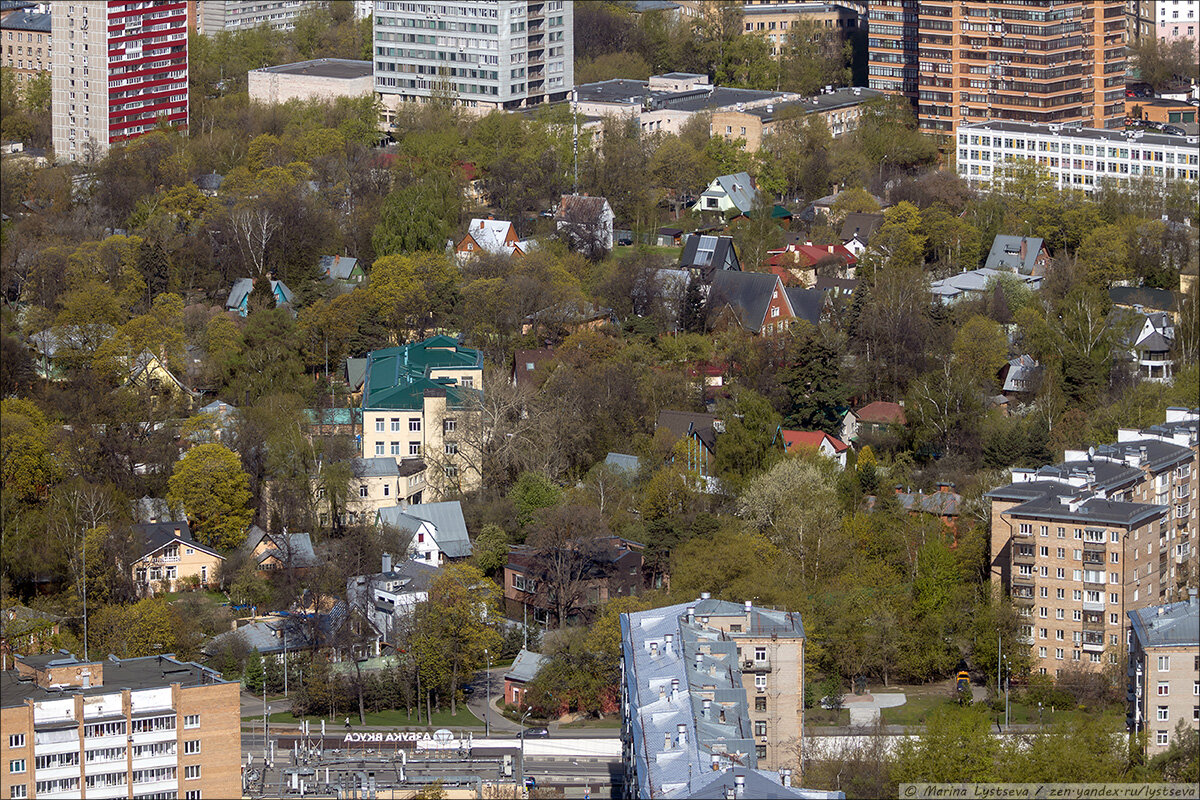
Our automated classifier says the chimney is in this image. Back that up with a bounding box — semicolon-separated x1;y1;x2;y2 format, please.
700;592;711;600
735;775;746;797
895;485;904;495
744;600;752;630
173;527;182;537
938;482;949;494
702;698;712;716
711;753;720;771
686;606;695;624
695;652;703;668
665;633;674;654
664;732;672;750
381;552;392;574
1139;446;1147;463
676;723;687;747
671;678;680;699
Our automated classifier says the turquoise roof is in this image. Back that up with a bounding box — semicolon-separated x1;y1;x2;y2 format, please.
363;336;482;411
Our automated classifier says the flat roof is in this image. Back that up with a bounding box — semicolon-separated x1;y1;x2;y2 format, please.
2;655;229;709
253;58;372;80
958;119;1195;147
728;87;883;120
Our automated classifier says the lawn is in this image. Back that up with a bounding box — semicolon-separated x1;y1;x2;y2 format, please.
163;588;228;604
805;708;851;727
612;244;681;260
879;694;956;727
262;707;484;729
559;717;621;729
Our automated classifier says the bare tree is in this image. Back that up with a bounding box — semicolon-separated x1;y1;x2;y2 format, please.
525;505;611;627
230;206;281;278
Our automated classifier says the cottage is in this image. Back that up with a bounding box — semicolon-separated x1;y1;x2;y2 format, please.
130;521;224;597
554;194;615;254
697;172;758;216
656;410;721;487
319;255;366;285
225;278;294;316
347;552;438;647
778;429;850;469
376;500;472;565
841;401;907;443
678;234;741;284
839;212;884;257
244;526;319;572
984;235;1050;276
504;648;550;706
453;218;533;262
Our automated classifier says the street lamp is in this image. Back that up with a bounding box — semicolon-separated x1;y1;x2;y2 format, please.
518;707;532;796
484;648;491;738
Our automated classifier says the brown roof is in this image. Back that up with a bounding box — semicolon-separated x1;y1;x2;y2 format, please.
555;194;609;220
854;401;907;425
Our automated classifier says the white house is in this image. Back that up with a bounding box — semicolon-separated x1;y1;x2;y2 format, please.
346;552;438;646
554;194;615;253
697;172;758;216
376;500;472;565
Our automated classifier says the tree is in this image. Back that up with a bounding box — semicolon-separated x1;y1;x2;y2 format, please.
1076;224;1130;287
510;471;562;530
712;388;781;495
1129;34;1200;91
368;251;459;339
778;18;852;95
952;315;1008;390
89;597;179;659
893;705;999;783
473;523;509;577
778;328;848;435
1;398;59;504
372;169;462;256
243;649;266;695
525;504;611;627
167;443;253;550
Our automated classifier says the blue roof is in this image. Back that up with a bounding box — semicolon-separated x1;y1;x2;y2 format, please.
226;278;293;311
605;453;641;474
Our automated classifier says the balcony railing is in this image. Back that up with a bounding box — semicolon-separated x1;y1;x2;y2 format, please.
743;659;772;673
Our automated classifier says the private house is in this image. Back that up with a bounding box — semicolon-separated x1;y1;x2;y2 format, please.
698;172;758;216
0;605;62;668
521;300;615;337
871;483;963;529
1119;311;1176;383
376;500;472;565
778;429;850;469
679;234;741;285
512;348;556;388
999;355;1043;401
129;521;224;597
453;218;533;262
28;324;116;381
346;552;438;647
360;336;483;499
930;267;1041;305
194;171;224;196
319;456;427;527
125;350;199;407
554;194;615;253
814;276;859;301
984;235;1051;276
765;241;857;286
804;189;884;222
319;255;365;285
225;278;294;316
244;526;318;573
656;410;721;488
1109;286;1179;318
504;536;646;627
839;212;884;257
841;401;907;443
504;648;549;707
706;271;824;335
203;602;380;662
188;399;239;444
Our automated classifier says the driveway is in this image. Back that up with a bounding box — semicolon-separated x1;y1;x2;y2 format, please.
465;666;523;734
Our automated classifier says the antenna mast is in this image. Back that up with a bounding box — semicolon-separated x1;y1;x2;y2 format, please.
572;87;579;194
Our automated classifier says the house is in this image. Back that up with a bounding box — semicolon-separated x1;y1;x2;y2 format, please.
29;324;116;380
193;171;224;196
189;399;239;444
503;536;646;626
521;300;614;337
453;218;533;262
346;552;439;647
319;255;366;285
244;525;319;572
655;227;684;247
225;278;294;316
930;267;1041;305
814;276;859;300
839;212;884;257
321;456;427;527
698;172;758;216
656;410;721;486
998;355;1042;400
778;429;850;469
765;241;857;286
512;348;556;388
841;401;907;443
203;601;380;662
0;605;62;668
125;351;199;406
805;190;884;221
554;194;615;253
360;336;483;499
984;235;1051;276
706;271;822;335
679;234;741;284
376;500;472;565
503;648;550;707
130;521;224;597
872;483;962;528
344;357;368;396
1122;311;1176;383
605;452;642;476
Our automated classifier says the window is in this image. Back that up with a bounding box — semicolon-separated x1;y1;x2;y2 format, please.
754;720;767;736
755;697;767;711
1158;706;1169;721
1158;655;1170;671
409;418;421;432
754;674;767;690
1055;648;1064;660
359;485;369;498
391;442;400;456
375;419;384;432
185;765;201;780
184;739;201;754
1158;682;1170;696
409;442;421;456
185;792;202;800
391;418;401;431
755;744;767;759
9;761;26;774
375;442;385;456
7;735;23;749
184;714;200;728
11;786;27;799
383;485;390;497
461;376;474;388
444;418;457;434
1156;730;1169;746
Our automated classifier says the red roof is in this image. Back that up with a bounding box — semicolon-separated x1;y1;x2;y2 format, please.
791;243;857;268
781;429;849;453
854;401;907;425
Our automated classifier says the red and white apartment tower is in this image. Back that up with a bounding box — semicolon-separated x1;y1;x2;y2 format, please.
51;0;188;162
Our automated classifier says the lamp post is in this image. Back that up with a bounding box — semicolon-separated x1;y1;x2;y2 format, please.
518;708;532;797
484;648;491;738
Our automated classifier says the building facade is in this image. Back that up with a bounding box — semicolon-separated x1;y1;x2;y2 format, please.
955;121;1200;193
1;8;50;89
373;0;573;119
1127;592;1199;756
248;58;373;104
620;597;833;798
987;408;1199;676
1;651;240;800
868;1;1126;136
130;522;224;597
198;0;314;34
50;0;188;162
1156;0;1198;51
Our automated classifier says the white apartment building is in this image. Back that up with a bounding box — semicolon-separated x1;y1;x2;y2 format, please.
198;1;316;34
956;120;1200;193
372;0;573;118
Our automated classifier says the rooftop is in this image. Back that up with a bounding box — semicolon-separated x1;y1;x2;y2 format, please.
1129;594;1199;649
0;9;49;31
958;120;1197;148
252;58;372;80
362;336;482;412
2;653;228;709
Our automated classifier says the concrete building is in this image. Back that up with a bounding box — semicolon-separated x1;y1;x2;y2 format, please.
50;1;188;162
1127;592;1199;755
620;597;837;798
1156;0;1198;52
0;650;240;800
955;120;1200;193
0;7;49;89
373;0;573;119
198;0;315;34
710;87;883;151
735;1;864;57
987;408;1199;677
867;1;1126;136
248;58;373;104
360;336;483;500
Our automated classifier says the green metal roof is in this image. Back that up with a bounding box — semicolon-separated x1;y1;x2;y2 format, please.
362;336;482;411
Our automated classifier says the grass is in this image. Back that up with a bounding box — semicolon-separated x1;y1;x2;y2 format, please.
879;694;956;727
805;708;851;727
559;717;621;729
612;244;681;260
163;588;227;604
260;707;484;729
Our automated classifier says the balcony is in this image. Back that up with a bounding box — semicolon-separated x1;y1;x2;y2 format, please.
1082;598;1105;612
743;659;772;673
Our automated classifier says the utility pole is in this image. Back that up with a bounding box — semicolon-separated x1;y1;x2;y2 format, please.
82;529;88;661
484;648;491;738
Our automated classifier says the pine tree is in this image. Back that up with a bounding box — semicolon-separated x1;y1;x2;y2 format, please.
243;649;265;695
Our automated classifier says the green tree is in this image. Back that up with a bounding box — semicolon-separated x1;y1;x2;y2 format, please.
712;388;782;495
1077;224;1130;287
473;523;509;577
243;649;265;694
167;443;253;550
952;315;1008;390
372;169;462;256
893;704;999;783
1;398;59;504
89;597;179;659
368;251;459;339
510;471;562;529
1129;34;1200;91
778;328;848;435
778;18;851;95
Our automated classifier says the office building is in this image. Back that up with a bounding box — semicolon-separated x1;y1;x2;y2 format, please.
1127;592;1199;755
988;408;1199;677
867;1;1126;136
1;7;50;89
372;0;573;119
1;650;241;800
621;596;836;799
198;0;315;34
50;1;188;162
955;120;1200;193
248;58;374;105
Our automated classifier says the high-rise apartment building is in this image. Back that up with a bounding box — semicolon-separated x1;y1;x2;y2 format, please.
372;0;573;118
867;1;1126;137
1156;0;1199;52
198;1;317;35
987;408;1199;677
1;650;241;800
1127;592;1199;756
50;0;188;162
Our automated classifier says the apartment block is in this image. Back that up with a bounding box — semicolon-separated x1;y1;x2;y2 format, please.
1;650;240;800
50;0;188;162
1156;0;1198;50
987;408;1199;677
198;0;315;34
867;1;1126;136
1127;592;1199;755
360;335;483;500
738;2;863;58
1;8;50;88
373;0;573;118
955;120;1200;193
621;596;833;799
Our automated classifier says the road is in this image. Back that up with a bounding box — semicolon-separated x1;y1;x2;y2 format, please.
463;667;621;739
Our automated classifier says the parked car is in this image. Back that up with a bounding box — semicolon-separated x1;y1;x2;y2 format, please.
1163;125;1186;136
518;727;550;738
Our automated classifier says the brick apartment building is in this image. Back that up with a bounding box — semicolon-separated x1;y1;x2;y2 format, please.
1;650;240;800
988;408;1199;676
1127;592;1199;756
867;0;1126;137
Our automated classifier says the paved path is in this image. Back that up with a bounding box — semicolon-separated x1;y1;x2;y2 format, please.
241;692;292;719
465;667;523;734
843;692;907;727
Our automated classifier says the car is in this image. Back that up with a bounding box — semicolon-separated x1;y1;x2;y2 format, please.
617;235;634;246
518;727;550;738
1163;125;1186;136
461;685;475;695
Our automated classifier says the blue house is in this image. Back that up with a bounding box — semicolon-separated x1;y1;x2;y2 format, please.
225;278;294;316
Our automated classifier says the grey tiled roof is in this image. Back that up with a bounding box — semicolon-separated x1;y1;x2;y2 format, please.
1129;597;1199;649
707;270;778;332
505;648;549;684
703;172;758;215
985;235;1045;274
354;457;400;478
